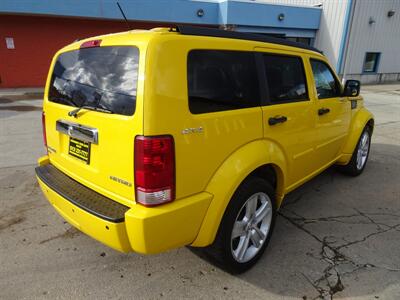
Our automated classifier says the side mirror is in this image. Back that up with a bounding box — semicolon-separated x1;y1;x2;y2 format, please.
343;80;360;97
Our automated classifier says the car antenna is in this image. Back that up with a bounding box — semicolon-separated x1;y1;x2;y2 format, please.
116;1;132;30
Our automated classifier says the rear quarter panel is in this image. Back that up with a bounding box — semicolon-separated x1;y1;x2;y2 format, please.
143;35;265;200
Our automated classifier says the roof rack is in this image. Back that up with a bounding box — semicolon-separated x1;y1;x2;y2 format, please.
176;25;322;54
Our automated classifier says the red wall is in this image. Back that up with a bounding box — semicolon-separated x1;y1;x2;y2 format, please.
0;15;162;88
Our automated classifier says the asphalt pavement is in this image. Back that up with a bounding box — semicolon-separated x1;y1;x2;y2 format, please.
0;84;399;299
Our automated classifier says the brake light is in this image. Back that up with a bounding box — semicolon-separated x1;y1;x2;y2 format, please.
42;111;47;149
134;136;175;206
80;39;102;49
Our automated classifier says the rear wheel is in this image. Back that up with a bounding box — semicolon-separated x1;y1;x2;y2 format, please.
205;177;276;273
339;126;372;176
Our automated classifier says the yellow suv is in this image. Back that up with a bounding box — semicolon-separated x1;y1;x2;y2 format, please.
36;26;374;273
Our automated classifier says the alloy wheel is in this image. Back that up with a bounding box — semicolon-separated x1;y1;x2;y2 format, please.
356;131;370;170
231;192;273;263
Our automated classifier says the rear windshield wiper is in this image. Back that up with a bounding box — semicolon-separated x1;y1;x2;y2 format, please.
68;105;113;118
68;90;112;118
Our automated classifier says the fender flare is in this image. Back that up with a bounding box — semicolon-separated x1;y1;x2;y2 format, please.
337;107;374;164
191;139;287;247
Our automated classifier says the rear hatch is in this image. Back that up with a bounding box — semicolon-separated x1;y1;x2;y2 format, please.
43;42;143;206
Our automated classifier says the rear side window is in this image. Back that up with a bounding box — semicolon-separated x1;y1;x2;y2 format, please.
48;46;139;116
262;54;308;104
310;59;341;99
188;50;260;114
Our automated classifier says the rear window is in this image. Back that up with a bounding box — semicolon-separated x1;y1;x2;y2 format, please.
48;46;139;116
262;54;308;104
187;50;260;114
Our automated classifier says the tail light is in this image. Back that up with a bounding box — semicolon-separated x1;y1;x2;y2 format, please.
42;111;47;149
134;136;175;206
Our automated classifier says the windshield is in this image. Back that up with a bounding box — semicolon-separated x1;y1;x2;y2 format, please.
48;46;139;116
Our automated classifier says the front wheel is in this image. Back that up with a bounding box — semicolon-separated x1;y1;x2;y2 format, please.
204;177;276;273
339;126;372;176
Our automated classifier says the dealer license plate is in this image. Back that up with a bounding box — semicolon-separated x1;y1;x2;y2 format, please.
68;137;91;164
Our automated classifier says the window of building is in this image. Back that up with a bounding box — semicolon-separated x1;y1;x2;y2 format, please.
310;59;341;99
187;50;260;114
262;54;308;104
363;52;381;73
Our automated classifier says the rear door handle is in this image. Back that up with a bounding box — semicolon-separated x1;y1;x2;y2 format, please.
268;115;287;126
56;119;99;144
318;108;330;116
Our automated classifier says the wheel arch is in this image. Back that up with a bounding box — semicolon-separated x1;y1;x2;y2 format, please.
248;163;285;208
337;108;374;164
366;118;374;134
190;139;287;247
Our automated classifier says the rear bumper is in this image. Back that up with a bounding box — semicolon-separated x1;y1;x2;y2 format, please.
36;156;212;254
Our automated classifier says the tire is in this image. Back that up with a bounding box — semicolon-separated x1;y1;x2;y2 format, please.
339;126;372;176
204;177;276;274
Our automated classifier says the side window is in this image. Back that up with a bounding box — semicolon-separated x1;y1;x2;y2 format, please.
187;50;260;114
263;54;308;104
310;60;341;99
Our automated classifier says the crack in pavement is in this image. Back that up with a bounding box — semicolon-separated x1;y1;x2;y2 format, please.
39;227;81;244
279;212;350;299
284;209;399;228
336;222;400;250
282;172;337;208
0;216;26;231
278;208;400;299
375;120;400;126
352;208;386;231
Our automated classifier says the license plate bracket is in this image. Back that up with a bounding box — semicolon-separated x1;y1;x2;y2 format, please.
68;137;91;164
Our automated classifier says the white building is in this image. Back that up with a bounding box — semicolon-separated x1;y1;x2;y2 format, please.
262;0;400;84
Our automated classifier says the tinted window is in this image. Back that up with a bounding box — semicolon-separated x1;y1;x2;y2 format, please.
263;55;308;104
311;60;341;99
188;50;260;114
363;52;380;72
49;46;139;116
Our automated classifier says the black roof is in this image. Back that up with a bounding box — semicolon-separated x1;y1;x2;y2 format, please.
176;25;322;54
